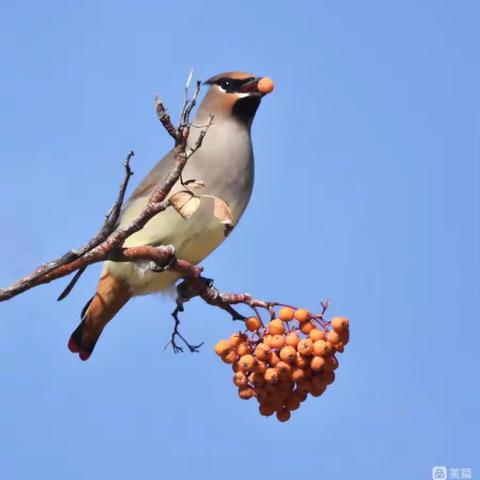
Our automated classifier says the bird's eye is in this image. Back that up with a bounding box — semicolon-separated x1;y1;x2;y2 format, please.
217;79;236;93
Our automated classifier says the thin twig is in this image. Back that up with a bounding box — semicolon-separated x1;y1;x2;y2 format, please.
164;300;204;353
57;151;135;301
155;96;177;141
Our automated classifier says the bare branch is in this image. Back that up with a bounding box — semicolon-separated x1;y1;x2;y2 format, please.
179;79;202;130
155;96;177;141
165;300;204;354
186;114;214;158
164;275;331;352
0;79;202;302
73;150;135;256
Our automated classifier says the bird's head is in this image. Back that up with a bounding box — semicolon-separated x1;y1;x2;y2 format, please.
201;71;274;126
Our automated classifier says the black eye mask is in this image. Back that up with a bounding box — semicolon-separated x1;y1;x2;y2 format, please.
214;77;256;93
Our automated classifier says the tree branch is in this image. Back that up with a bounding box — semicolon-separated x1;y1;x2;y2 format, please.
166;276;331;353
0;87;206;302
0;73;325;356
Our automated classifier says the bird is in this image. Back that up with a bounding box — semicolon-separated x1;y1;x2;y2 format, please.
67;71;274;360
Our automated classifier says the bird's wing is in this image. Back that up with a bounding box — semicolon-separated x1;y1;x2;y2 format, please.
117;149;184;248
117;148;215;253
127;148;177;204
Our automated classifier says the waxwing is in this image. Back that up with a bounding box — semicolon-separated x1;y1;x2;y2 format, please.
68;71;274;360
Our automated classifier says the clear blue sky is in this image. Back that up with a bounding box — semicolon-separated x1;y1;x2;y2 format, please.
0;1;478;479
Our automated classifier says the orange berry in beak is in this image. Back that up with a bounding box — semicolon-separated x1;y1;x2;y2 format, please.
257;77;274;94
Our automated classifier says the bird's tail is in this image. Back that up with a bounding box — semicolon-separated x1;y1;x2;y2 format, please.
68;272;131;361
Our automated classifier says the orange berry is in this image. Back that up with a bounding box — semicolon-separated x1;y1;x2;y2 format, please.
310;384;327;397
238;354;257;372
268;350;281;366
295;308;310;322
279;378;294;390
278;307;295;322
246;316;262;332
302;365;313;378
265;383;279;395
279;345;297;363
221;349;237;364
326;330;340;345
285;394;301;411
254;386;268;401
313;339;330;356
233;371;248;387
214;339;230;356
276;361;292;379
295;352;308;368
259;403;276;416
324;355;339;371
311;355;326;372
276;408;291;422
339;329;350;345
326;342;336;354
292;389;307;402
237;342;252;356
277;387;294;402
300;321;315;335
268;396;280;407
254;343;270;361
324;370;335;385
335;342;345;353
297;338;313;356
232;362;241;373
238;386;254;400
285;331;300;348
296;378;312;394
331;316;349;332
291;367;305;382
257;77;275;94
268;319;285;335
255;360;267;374
266;334;285;350
229;332;245;348
249;371;266;387
309;328;325;342
310;374;325;389
264;367;280;384
270;395;285;410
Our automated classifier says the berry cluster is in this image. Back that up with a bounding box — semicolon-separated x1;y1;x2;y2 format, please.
214;307;349;422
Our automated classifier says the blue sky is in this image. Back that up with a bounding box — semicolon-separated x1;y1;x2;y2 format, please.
0;1;478;479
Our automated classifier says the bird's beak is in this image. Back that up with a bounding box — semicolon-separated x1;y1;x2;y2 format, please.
239;77;275;96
